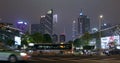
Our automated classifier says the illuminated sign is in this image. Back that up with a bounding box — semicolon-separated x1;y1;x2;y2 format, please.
17;21;27;25
15;36;21;45
101;36;120;49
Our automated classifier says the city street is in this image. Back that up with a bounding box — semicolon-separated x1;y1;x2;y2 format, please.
28;55;120;63
0;55;120;63
0;0;120;63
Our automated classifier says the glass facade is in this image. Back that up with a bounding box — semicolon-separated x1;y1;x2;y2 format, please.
31;24;41;34
40;9;53;35
31;9;53;35
78;15;90;35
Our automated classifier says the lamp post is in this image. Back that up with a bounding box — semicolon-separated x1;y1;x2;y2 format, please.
98;14;103;55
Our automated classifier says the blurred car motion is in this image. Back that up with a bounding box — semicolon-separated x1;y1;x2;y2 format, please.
0;45;31;63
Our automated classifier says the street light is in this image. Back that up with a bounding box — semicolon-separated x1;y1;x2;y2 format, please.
99;15;103;37
99;14;103;33
98;14;103;54
100;15;103;19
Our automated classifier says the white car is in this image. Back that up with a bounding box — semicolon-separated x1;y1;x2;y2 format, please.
0;45;30;63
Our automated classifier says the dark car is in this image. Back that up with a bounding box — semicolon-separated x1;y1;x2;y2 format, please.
109;49;120;55
104;49;120;56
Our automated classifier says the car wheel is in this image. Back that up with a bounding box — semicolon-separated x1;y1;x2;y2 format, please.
8;55;17;63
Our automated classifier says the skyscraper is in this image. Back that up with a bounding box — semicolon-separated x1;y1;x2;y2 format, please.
59;34;66;42
39;15;46;34
72;20;77;40
31;9;53;35
52;34;58;43
78;11;90;36
101;23;111;30
40;9;53;35
16;20;28;33
31;24;41;34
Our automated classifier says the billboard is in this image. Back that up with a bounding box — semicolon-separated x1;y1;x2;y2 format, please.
14;36;21;45
101;35;120;49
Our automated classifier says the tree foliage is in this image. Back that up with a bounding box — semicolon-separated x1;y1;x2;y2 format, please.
31;32;43;43
21;32;53;44
68;40;74;44
6;39;14;46
21;32;34;45
73;38;82;47
83;45;95;50
43;34;52;43
81;32;92;46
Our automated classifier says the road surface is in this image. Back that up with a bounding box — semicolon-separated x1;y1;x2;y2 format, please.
1;55;120;63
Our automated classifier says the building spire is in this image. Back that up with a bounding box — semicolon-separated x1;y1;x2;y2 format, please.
80;9;83;16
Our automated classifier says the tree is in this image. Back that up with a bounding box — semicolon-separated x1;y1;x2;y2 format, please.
73;38;82;47
21;34;28;45
81;32;92;46
68;40;74;44
21;32;34;45
6;39;14;46
43;34;52;43
31;32;43;43
83;45;95;50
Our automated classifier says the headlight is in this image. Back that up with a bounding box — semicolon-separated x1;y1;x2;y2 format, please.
20;52;27;56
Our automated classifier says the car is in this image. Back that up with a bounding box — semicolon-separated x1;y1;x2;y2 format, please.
103;49;120;56
109;49;120;55
0;45;31;63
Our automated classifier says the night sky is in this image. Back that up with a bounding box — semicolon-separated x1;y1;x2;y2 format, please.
0;0;120;41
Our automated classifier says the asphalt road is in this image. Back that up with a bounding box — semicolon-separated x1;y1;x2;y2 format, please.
30;55;120;63
1;55;120;63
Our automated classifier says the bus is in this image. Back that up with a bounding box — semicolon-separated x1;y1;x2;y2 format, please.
30;43;73;55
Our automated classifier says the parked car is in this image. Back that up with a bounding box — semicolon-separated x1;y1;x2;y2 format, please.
0;45;31;63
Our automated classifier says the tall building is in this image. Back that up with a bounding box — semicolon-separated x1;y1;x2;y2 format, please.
91;28;98;33
53;14;58;34
39;15;46;34
40;9;53;35
99;23;112;36
52;34;58;43
101;23;111;30
31;9;53;35
59;34;66;42
78;11;90;36
31;24;41;34
72;20;77;40
16;20;28;33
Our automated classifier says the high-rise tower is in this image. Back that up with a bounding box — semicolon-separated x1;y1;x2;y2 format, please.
78;11;90;36
31;9;53;35
16;20;28;33
40;9;53;35
72;20;77;40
